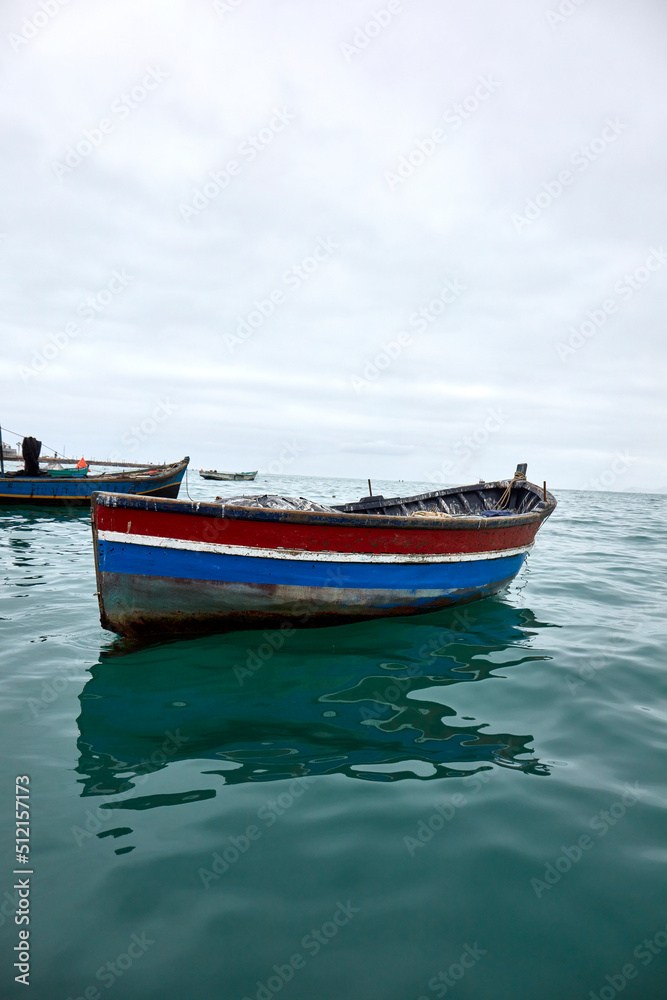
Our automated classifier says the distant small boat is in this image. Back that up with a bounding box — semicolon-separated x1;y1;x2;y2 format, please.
47;458;89;478
199;470;257;481
92;464;556;638
46;466;89;478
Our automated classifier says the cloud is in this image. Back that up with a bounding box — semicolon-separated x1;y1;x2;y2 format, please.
338;441;417;456
0;0;665;489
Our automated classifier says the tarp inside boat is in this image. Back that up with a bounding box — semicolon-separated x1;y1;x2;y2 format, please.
5;436;45;476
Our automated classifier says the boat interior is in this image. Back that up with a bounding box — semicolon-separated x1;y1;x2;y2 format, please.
222;468;554;520
333;480;551;518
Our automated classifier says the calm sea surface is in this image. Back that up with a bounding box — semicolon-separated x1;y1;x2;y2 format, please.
1;474;666;1000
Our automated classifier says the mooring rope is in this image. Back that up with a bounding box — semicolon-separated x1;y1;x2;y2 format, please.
493;468;527;510
0;426;69;459
184;466;194;501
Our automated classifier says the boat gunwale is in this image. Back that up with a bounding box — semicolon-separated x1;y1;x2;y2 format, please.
91;479;556;532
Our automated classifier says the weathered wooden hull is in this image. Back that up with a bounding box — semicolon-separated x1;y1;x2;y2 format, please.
92;480;556;637
0;457;189;506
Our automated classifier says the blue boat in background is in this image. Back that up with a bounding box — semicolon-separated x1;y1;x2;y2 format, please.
0;432;189;506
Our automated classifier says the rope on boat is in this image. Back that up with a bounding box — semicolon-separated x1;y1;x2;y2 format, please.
0;426;69;459
184;467;194;501
493;468;527;510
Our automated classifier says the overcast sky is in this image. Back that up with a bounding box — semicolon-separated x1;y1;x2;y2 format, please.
1;0;665;490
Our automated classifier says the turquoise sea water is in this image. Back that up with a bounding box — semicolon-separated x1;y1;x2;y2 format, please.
1;474;666;1000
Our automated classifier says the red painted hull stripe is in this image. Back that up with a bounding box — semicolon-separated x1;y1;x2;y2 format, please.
95;505;540;555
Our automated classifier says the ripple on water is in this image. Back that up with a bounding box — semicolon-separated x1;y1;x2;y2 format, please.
2;484;667;1000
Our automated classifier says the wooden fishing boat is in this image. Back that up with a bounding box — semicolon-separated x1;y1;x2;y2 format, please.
91;465;556;638
0;456;189;506
199;470;258;481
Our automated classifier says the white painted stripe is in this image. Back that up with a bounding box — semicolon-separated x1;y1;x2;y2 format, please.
98;530;532;564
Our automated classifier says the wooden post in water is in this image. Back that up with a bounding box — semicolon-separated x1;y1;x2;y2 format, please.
367;479;372;497
543;481;547;502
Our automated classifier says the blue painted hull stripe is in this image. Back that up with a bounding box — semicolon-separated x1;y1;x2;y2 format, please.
98;540;527;591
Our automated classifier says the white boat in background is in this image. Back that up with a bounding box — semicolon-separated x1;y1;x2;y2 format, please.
199;470;258;481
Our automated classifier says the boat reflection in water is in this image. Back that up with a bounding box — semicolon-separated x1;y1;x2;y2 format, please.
76;600;554;807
